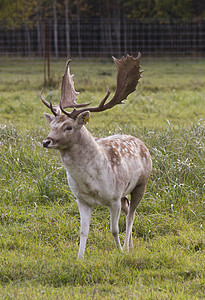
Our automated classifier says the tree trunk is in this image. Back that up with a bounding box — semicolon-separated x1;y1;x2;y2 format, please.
115;0;121;56
65;0;71;57
105;0;113;55
36;1;42;56
122;7;127;55
26;25;31;56
76;0;82;57
99;2;106;56
37;20;41;56
53;0;58;57
44;22;51;84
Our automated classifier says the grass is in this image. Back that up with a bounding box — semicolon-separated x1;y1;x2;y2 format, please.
0;57;205;299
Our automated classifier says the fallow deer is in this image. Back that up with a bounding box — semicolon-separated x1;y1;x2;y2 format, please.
40;53;152;259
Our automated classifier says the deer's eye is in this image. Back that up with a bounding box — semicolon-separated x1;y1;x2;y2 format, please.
66;125;73;131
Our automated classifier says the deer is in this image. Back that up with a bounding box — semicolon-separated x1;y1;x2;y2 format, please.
40;53;152;259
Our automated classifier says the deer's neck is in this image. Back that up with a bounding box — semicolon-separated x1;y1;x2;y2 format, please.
59;126;104;174
59;127;121;204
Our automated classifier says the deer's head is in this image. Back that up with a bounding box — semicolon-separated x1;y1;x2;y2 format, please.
41;54;142;150
42;111;90;150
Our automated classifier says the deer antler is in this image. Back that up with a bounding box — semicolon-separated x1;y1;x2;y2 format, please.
40;89;61;116
61;53;142;119
106;53;142;108
60;60;92;109
41;53;142;118
40;60;91;116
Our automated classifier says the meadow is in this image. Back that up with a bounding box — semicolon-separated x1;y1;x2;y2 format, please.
0;56;204;299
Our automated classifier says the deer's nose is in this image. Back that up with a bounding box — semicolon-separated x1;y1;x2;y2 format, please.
43;139;51;148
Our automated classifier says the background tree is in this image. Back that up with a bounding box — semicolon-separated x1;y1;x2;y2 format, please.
65;0;71;56
53;0;58;57
0;0;204;57
154;0;192;20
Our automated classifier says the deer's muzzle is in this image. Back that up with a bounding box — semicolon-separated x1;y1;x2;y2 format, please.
43;138;52;148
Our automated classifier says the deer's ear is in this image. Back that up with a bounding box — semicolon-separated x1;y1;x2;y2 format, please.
76;111;90;126
43;113;55;124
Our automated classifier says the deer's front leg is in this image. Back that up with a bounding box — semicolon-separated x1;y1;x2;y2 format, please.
109;201;122;251
77;200;92;259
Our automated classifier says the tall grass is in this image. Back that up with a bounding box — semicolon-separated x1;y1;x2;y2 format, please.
0;58;204;299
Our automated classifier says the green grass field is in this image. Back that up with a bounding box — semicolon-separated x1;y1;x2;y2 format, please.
0;57;204;299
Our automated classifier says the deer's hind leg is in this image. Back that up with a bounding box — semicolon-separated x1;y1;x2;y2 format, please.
121;197;129;216
109;200;123;251
123;183;146;251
